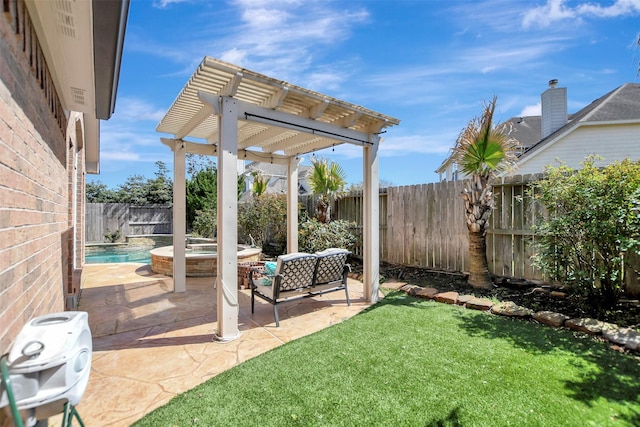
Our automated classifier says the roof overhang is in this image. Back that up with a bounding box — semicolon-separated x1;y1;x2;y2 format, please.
25;0;129;173
157;57;400;159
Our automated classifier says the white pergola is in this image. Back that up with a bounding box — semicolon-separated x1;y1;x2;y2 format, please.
156;57;400;342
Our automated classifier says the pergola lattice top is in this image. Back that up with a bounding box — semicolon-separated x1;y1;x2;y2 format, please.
156;57;400;159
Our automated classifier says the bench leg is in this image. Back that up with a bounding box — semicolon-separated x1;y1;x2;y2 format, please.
273;304;280;327
251;290;255;313
344;284;351;306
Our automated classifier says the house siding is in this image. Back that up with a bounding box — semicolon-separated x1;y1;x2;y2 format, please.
515;124;640;175
0;1;79;354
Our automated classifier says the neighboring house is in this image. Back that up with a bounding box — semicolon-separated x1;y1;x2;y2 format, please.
240;161;312;201
0;0;128;355
436;81;640;181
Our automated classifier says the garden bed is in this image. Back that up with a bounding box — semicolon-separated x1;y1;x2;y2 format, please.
371;261;640;329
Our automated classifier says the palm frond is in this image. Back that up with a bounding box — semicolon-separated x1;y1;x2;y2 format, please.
451;96;521;179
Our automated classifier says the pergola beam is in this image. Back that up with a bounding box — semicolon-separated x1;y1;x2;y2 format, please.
262;133;322;153
161;137;290;164
175;104;213;139
239;99;373;146
261;87;289;109
238;126;289;149
220;72;243;97
308;99;329;119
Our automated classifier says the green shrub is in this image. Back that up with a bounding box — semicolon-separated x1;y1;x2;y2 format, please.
192;208;217;239
531;157;640;315
298;218;357;253
238;194;287;253
104;229;120;243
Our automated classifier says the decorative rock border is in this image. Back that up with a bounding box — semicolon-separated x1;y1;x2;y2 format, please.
354;274;640;354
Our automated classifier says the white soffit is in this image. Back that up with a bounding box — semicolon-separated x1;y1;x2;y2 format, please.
25;0;95;115
156;57;400;158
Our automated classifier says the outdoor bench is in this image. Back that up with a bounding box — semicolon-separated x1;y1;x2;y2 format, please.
249;248;351;327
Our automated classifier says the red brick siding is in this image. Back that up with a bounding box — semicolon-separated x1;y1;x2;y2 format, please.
0;0;72;354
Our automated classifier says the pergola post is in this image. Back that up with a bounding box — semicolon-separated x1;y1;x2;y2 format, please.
213;96;240;341
363;135;381;303
287;157;299;253
173;141;186;292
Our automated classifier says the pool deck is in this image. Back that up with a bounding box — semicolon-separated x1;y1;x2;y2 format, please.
48;262;385;426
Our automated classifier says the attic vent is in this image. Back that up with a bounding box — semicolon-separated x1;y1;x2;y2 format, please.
70;87;86;105
55;0;76;38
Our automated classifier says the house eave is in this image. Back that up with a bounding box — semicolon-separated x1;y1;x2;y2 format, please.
25;0;128;173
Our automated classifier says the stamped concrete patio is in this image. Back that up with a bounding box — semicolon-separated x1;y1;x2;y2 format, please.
54;263;374;426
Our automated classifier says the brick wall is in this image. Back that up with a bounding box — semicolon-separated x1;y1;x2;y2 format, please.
0;0;72;354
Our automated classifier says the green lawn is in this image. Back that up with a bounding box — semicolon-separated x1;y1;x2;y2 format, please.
133;291;640;426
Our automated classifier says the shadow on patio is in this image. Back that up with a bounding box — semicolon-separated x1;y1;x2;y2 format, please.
66;263;372;427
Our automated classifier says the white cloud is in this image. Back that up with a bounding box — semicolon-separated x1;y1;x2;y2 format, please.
152;0;190;9
115;97;166;122
101;151;141;161
140;0;369;86
523;0;640;28
520;102;541;116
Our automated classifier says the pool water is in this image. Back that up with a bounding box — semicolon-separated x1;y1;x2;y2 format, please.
85;246;153;264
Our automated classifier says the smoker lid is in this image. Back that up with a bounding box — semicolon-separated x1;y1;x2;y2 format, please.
7;312;90;373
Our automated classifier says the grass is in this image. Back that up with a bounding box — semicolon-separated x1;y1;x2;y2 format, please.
133;291;640;427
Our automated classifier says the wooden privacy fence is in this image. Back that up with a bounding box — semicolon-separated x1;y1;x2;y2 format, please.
330;176;638;292
329;175;545;281
86;204;172;242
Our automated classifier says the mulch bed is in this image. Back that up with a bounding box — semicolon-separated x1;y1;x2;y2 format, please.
353;259;640;329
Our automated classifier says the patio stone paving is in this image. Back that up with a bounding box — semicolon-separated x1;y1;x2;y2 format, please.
49;263;374;426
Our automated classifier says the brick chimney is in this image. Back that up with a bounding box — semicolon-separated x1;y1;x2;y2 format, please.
541;79;567;139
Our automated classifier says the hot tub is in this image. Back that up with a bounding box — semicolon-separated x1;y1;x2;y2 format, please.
150;244;261;277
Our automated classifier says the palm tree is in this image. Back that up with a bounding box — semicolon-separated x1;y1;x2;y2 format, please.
251;171;269;197
307;157;347;223
451;96;520;288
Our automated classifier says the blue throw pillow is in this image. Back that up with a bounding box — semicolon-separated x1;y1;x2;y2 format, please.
261;261;277;286
265;261;277;275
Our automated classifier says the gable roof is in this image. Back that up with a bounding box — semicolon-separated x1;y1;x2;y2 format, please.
436;83;640;177
520;83;640;158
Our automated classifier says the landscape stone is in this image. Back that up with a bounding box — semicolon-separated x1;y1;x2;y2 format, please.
400;284;420;294
533;311;567;327
456;294;475;306
565;318;604;335
490;301;533;318
465;297;494;311
603;327;640;350
381;280;407;290
414;287;439;299
435;291;458;304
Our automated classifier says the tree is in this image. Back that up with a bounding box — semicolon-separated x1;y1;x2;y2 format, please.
185;159;246;230
186;166;217;229
450;96;520;288
147;161;173;205
531;157;640;315
307;156;347;223
86;180;117;202
116;174;151;205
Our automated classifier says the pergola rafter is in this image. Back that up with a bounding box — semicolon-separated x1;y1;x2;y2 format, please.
156;57;399;341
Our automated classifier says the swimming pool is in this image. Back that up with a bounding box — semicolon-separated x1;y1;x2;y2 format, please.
85;245;153;264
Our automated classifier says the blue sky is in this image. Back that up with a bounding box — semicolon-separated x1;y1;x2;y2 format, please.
92;0;640;189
